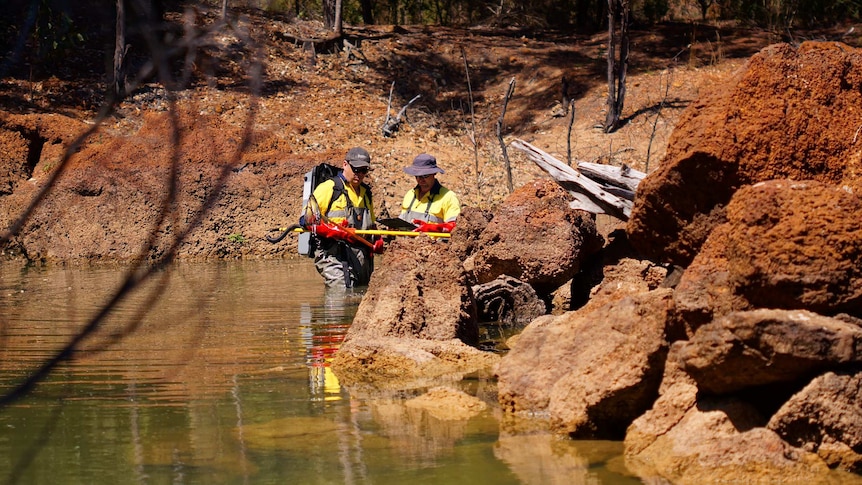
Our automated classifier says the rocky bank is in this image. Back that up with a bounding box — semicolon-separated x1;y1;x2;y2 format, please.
336;41;862;483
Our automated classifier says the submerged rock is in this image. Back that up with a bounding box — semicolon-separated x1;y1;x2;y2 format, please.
405;386;488;420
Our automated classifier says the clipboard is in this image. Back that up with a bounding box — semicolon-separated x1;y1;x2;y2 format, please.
377;217;419;231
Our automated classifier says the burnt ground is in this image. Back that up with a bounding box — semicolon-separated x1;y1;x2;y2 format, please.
1;6;859;263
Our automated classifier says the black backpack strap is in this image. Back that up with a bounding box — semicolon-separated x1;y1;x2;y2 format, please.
326;175;346;215
360;182;372;208
327;177;372;215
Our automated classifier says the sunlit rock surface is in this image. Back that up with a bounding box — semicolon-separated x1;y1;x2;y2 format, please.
628;42;862;267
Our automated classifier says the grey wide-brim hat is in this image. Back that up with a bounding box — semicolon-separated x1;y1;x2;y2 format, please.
404;153;445;176
345;147;371;168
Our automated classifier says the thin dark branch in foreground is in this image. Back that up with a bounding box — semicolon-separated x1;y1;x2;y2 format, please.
0;5;264;408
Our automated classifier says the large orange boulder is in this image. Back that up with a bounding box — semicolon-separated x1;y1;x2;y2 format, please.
471;179;603;295
627;42;862;267
673;179;862;331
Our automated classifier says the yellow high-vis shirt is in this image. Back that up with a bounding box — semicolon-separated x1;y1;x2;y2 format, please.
312;177;375;230
399;183;460;223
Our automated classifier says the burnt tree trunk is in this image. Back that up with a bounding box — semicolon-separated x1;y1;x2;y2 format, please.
333;0;343;36
323;0;337;30
603;0;630;133
112;0;127;100
359;0;374;24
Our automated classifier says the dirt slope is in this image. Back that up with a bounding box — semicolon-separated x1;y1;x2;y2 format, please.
1;7;856;263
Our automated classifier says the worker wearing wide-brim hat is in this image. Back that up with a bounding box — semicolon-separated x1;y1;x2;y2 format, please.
398;153;461;233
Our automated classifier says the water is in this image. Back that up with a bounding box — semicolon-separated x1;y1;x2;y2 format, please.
0;259;641;484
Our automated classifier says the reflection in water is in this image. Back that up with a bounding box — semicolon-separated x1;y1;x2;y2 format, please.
495;433;642;485
0;260;639;484
301;287;364;401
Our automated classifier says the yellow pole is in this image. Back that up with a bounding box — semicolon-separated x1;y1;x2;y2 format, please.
285;227;451;238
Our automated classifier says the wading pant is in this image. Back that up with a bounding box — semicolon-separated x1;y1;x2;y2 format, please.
313;239;373;288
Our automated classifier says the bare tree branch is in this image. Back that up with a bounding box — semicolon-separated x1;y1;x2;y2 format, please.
496;77;516;193
0;3;264;407
382;81;421;137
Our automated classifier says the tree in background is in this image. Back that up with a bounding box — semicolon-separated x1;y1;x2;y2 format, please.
113;0;128;100
696;0;714;19
603;0;629;133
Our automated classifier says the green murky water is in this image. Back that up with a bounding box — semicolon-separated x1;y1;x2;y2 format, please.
0;259;641;484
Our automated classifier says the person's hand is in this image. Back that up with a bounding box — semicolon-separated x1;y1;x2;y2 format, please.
371;238;385;254
412;220;456;233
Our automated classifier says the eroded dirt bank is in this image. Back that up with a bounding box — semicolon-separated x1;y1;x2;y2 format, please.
0;9;806;264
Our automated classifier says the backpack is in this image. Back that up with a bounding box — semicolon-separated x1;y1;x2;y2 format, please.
298;163;372;256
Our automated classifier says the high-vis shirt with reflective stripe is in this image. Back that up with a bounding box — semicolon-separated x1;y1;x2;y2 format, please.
398;183;460;224
313;177;375;230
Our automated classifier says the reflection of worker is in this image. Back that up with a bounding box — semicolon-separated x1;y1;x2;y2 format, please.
398;154;461;233
311;147;383;288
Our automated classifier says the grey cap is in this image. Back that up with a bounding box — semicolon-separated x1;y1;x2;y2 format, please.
345;147;371;168
404;153;445;176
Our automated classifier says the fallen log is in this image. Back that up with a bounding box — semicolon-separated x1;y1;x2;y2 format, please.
510;139;644;220
273;31;343;54
577;161;644;194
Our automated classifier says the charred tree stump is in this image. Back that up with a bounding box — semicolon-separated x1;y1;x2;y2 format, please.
382;82;420;137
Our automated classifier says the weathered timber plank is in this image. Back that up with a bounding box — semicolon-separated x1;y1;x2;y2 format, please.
576;161;645;193
510;139;634;220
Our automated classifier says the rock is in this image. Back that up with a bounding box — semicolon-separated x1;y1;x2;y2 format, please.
405;386;487;420
331;237;500;386
627;42;862;266
624;341;700;457
581;257;668;313
676;309;862;395
672;224;747;334
471;179;604;295
497;289;672;439
673;180;862;335
625;394;830;484
446;205;493;263
344;236;478;344
768;371;862;472
724;180;862;314
625;343;850;484
330;336;499;389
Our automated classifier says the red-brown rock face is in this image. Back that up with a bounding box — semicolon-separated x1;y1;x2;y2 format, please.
471;179;603;295
628;42;862;267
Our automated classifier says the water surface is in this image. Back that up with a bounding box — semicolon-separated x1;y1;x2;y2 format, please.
0;259;640;484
